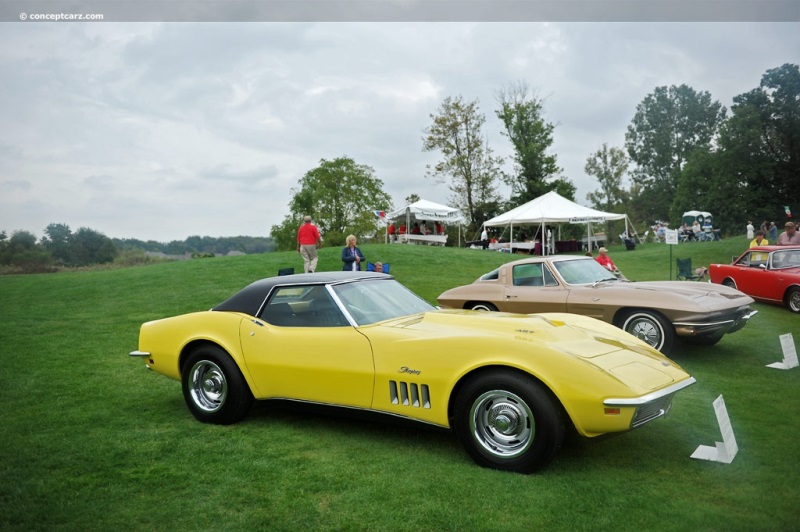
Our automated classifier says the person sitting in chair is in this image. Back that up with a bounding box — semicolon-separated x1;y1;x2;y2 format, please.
595;247;626;279
692;221;704;241
367;261;389;273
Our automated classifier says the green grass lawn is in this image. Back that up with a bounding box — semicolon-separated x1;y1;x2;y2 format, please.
1;237;798;530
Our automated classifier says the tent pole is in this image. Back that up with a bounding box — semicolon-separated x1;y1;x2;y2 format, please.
540;221;545;255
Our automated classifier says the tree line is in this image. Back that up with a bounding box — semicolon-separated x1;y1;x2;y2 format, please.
271;63;798;249
0;223;275;274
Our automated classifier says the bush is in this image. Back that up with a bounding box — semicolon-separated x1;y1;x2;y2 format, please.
0;248;55;274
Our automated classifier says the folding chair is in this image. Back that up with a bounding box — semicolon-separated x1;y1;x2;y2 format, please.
620;234;636;251
676;258;700;281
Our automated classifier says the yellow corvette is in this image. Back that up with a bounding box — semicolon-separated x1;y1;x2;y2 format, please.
130;272;695;473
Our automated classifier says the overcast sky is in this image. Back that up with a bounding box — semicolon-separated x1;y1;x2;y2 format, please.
1;16;798;241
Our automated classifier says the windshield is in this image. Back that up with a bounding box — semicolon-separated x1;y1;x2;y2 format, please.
772;249;800;270
331;279;435;326
553;258;619;285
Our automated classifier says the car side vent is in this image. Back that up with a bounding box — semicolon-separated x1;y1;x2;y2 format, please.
389;381;431;409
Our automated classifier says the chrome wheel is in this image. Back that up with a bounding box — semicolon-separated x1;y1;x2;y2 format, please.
470;390;534;459
619;310;674;353
787;287;800;313
181;346;253;424
188;360;228;413
453;371;564;473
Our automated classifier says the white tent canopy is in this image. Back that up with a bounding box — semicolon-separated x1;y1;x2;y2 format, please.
483;191;631;253
387;199;464;224
386;199;464;246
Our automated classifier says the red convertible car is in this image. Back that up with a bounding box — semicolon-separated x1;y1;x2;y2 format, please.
709;246;800;313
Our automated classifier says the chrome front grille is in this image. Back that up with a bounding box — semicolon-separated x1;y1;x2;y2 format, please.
389;381;431;409
630;393;674;428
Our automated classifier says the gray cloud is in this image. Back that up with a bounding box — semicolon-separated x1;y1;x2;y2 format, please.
0;22;797;240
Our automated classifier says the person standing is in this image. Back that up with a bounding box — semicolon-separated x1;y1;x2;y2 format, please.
341;234;365;271
749;230;769;248
769;222;779;241
480;226;489;249
297;215;321;273
777;221;800;245
746;221;754;240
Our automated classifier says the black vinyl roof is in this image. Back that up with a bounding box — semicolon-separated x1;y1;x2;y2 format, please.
212;271;392;317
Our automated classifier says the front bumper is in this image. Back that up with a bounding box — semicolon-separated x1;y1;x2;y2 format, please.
673;308;757;338
605;377;696;429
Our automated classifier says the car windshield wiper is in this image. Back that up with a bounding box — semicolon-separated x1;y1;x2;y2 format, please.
592;277;619;286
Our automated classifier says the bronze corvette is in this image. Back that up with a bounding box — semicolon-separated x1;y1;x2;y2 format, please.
437;256;756;354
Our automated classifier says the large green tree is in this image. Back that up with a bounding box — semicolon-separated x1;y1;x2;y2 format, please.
70;227;117;266
41;223;73;265
671;147;747;234
585;143;629;212
423;96;503;229
671;63;800;234
625;84;726;221
496;81;574;205
39;223;117;266
270;157;393;250
0;230;52;272
585;143;630;236
721;63;800;223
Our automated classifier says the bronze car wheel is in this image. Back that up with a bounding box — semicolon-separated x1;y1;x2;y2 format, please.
786;287;800;313
182;346;253;425
469;302;498;312
619;310;674;354
453;371;564;473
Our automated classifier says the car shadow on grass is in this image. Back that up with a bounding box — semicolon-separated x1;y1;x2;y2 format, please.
247;399;463;454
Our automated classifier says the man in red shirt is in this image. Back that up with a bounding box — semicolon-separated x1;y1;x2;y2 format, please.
297;215;321;273
595;247;621;276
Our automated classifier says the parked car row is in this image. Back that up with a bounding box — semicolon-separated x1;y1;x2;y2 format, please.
709;245;800;313
437;255;757;354
129;249;797;474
